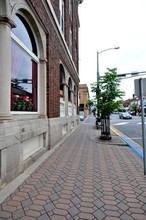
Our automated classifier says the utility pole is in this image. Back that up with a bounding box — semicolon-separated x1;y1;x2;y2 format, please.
135;78;146;175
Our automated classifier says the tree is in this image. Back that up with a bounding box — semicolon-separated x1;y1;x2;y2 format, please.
131;103;139;115
86;99;94;115
86;99;94;108
91;68;125;140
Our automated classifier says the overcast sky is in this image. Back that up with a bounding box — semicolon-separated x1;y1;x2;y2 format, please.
79;0;146;100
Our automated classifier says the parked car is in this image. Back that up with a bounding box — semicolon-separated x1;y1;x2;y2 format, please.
119;112;132;119
80;115;84;121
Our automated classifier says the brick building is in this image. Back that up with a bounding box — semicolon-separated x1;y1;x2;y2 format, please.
0;0;83;184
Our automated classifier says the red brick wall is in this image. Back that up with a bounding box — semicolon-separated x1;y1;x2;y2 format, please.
72;2;79;71
50;0;79;70
29;0;79;118
50;0;60;22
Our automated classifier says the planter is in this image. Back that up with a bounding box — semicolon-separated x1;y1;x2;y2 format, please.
13;98;33;111
100;116;112;140
59;90;64;97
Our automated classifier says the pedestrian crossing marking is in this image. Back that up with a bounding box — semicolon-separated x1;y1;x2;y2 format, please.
137;122;146;124
113;122;129;125
113;122;146;126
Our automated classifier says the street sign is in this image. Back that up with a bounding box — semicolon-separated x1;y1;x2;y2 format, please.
134;78;146;96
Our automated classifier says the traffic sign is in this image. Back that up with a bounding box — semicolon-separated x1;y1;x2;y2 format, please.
134;78;146;96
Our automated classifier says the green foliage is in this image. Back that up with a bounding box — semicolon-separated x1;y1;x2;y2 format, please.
13;98;33;111
92;107;96;114
91;68;125;117
131;103;138;111
86;99;94;107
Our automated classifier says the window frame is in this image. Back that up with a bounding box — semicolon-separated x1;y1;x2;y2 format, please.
59;0;65;33
11;14;39;114
69;27;73;55
69;0;72;18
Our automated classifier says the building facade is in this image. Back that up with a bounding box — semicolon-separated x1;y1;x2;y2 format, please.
0;0;83;184
79;84;90;118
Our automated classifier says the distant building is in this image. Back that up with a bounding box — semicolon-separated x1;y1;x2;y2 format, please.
0;0;83;184
123;97;139;108
123;97;146;114
79;84;90;118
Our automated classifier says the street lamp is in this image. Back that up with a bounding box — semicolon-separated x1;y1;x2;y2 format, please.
96;46;120;117
97;47;120;83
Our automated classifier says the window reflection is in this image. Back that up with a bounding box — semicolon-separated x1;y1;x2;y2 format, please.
12;15;32;51
12;14;37;55
11;41;37;111
11;13;38;112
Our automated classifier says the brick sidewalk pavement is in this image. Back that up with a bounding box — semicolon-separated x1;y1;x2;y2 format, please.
0;122;146;219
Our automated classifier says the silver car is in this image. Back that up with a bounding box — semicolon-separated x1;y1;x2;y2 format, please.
119;112;132;119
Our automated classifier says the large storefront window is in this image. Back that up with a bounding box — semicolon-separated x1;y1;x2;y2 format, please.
11;14;38;112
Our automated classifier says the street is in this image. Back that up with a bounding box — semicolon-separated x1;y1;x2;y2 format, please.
111;114;144;147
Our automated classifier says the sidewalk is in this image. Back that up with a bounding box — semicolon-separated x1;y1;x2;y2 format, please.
0;116;146;220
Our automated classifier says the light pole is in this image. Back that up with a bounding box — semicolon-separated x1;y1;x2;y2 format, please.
96;46;120;117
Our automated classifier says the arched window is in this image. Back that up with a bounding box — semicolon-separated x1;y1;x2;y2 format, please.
74;85;77;105
11;14;39;112
59;64;65;97
68;78;72;101
60;64;64;90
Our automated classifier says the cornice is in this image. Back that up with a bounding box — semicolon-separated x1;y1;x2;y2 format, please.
0;16;16;28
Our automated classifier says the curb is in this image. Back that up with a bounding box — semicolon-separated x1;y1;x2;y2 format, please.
111;127;143;159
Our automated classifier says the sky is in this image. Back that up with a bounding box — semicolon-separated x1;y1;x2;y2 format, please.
78;0;146;100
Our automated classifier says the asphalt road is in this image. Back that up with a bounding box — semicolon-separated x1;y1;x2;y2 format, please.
111;114;144;147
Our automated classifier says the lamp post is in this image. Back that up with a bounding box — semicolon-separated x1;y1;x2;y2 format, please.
96;47;120;117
